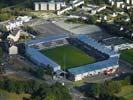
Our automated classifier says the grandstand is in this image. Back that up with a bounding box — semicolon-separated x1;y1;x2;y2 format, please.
26;34;69;50
68;57;119;81
75;35;119;58
25;34;120;81
26;48;61;72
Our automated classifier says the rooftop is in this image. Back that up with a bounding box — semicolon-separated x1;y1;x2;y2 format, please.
26;48;60;71
68;57;118;75
102;37;133;46
75;34;119;57
26;34;69;46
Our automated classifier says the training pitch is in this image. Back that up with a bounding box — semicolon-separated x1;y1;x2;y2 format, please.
120;48;133;65
40;45;96;69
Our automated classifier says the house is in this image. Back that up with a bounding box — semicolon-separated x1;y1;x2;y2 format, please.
108;0;124;8
82;5;106;15
7;29;21;42
9;45;18;55
6;20;23;31
16;16;32;23
6;16;32;31
125;0;133;5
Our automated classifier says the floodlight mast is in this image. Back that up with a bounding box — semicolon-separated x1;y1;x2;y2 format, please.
63;53;66;78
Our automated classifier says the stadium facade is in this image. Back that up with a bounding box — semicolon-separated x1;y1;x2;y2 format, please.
25;34;119;81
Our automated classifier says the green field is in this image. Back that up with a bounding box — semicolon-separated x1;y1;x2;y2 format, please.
116;85;133;100
41;45;96;69
0;89;30;100
120;49;133;64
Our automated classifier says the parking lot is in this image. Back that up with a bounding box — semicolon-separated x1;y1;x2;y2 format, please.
32;22;70;37
55;20;102;35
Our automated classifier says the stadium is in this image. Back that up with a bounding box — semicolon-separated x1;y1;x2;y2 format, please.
25;34;119;81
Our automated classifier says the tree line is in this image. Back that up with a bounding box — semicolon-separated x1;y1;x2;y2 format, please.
87;74;133;100
0;77;72;100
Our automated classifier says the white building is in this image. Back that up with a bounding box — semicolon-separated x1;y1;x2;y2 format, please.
6;20;23;31
34;1;66;11
109;0;124;8
102;37;133;52
7;29;29;42
70;0;79;5
6;16;32;31
125;0;133;5
16;16;32;23
82;5;106;15
7;29;21;42
9;45;18;55
34;0;84;15
68;57;119;81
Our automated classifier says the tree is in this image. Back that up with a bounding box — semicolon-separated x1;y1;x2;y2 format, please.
34;68;45;79
89;83;100;97
88;16;97;24
101;81;122;95
99;94;125;100
31;82;72;100
93;0;105;5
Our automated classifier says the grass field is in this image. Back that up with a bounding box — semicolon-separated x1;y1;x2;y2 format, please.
0;89;30;100
120;49;133;64
41;45;95;69
116;85;133;100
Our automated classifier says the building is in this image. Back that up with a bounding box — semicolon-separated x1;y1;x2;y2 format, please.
6;16;32;31
125;0;133;5
16;16;32;23
67;35;119;81
82;5;106;15
68;57;119;81
26;48;61;72
25;34;68;72
7;29;21;42
6;20;23;31
102;37;133;52
75;35;119;58
34;1;66;11
25;34;119;81
34;0;84;15
7;29;30;43
26;34;69;49
9;45;18;55
108;0;124;8
108;0;133;8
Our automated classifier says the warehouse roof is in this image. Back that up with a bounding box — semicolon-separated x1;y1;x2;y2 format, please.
68;57;118;75
26;48;60;72
26;34;68;46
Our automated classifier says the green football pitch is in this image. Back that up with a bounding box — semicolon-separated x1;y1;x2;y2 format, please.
120;48;133;65
116;85;133;100
40;45;96;69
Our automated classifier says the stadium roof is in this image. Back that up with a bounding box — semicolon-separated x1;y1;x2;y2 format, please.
68;57;119;76
75;35;119;57
26;48;60;72
26;34;69;46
